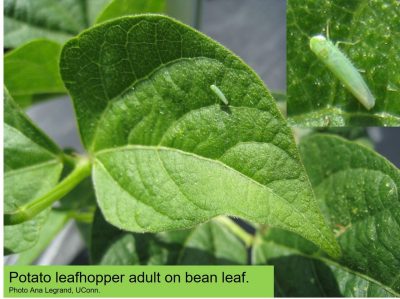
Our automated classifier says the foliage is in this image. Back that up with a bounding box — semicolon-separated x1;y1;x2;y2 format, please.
3;3;400;297
4;0;165;107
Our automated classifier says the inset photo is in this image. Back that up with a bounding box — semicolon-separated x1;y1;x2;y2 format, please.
287;0;400;127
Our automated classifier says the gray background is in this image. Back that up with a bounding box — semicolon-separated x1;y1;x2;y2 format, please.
201;0;286;92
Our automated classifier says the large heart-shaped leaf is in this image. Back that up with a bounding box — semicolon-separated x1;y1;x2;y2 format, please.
91;211;247;265
60;14;339;257
4;89;63;253
287;0;400;126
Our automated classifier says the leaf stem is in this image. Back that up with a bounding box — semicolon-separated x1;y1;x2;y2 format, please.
67;210;95;223
215;216;254;247
4;157;91;225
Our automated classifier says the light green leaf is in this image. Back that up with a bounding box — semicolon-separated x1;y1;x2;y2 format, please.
300;134;400;294
253;229;395;297
60;15;339;256
4;89;63;253
95;0;165;24
91;210;246;265
15;210;69;265
287;0;400;126
4;39;66;107
86;0;113;26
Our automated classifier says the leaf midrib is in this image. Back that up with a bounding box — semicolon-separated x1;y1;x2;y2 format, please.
95;144;333;247
89;56;229;152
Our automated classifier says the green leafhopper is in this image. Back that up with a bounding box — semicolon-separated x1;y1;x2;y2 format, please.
210;84;229;105
309;35;375;110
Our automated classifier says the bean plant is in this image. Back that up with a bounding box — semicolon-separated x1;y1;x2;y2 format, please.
4;0;400;297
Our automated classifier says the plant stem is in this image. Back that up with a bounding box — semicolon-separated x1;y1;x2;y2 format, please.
4;157;91;225
215;216;254;247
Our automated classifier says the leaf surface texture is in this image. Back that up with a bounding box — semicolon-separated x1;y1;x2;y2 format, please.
61;15;338;256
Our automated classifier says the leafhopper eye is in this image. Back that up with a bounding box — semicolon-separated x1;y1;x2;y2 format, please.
210;84;229;105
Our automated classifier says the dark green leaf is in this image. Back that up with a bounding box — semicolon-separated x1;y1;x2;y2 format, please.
287;0;400;126
300;134;400;294
253;229;395;297
252;135;400;296
61;15;338;256
91;210;246;265
4;89;63;253
58;177;96;212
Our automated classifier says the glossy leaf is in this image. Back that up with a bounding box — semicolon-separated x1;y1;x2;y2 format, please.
300;134;400;293
4;89;63;253
253;134;400;296
4;39;66;107
253;229;396;297
287;0;400;126
60;15;338;256
95;0;165;24
91;211;246;265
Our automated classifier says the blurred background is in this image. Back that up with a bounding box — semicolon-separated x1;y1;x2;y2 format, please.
4;0;399;265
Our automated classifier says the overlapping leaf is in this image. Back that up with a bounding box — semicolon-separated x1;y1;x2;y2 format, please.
253;229;395;297
95;0;165;24
252;134;400;296
60;15;339;256
4;0;166;108
300;134;400;293
4;39;66;107
4;89;63;253
287;0;400;126
15;211;69;265
4;0;87;48
4;0;166;48
91;211;247;265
